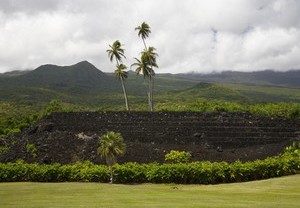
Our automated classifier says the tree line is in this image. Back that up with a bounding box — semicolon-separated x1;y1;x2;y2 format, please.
107;22;158;112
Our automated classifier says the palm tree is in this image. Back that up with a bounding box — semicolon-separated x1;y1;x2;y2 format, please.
142;47;158;110
106;40;129;110
135;22;151;52
114;64;129;111
132;47;158;111
142;46;158;68
135;22;157;111
97;131;126;183
106;40;126;65
131;56;153;78
131;55;151;109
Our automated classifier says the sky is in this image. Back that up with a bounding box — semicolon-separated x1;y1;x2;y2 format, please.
0;0;300;74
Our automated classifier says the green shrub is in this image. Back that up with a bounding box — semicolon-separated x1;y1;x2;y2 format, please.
68;161;109;182
165;150;192;163
284;141;300;155
26;143;37;158
114;162;149;183
0;146;299;184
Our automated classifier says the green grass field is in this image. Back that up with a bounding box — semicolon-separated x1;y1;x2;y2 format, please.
0;174;299;208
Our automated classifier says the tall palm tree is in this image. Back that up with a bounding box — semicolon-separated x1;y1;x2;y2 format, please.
141;47;158;109
131;47;158;111
106;40;129;111
106;40;126;65
131;56;153;78
142;46;158;68
135;22;151;52
131;55;153;108
135;22;157;111
114;64;129;111
97;131;126;183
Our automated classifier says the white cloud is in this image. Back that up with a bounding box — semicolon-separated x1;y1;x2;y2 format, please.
0;0;300;73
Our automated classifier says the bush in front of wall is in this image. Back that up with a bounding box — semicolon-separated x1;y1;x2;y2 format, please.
0;148;299;184
165;150;192;164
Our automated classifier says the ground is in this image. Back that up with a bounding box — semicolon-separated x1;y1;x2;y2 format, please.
0;174;299;207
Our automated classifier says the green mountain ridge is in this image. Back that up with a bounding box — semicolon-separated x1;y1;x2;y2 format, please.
18;61;116;89
1;61;300;106
179;82;300;103
177;70;300;88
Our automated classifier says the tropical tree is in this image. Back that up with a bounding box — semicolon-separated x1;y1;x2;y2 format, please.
106;40;129;110
106;40;126;65
97;131;126;183
114;64;129;111
131;47;158;109
131;55;153;78
135;22;151;52
142;46;158;68
135;22;158;111
131;55;150;109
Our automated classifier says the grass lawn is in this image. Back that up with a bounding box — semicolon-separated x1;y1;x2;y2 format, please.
0;174;299;208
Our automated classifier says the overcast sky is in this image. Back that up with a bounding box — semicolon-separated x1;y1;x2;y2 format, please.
0;0;300;73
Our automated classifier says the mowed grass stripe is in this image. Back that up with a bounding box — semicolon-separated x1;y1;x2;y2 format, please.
0;174;299;208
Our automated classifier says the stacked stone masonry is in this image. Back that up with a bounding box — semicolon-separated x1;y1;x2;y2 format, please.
1;112;299;164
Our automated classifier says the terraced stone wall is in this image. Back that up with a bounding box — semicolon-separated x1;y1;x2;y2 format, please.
1;112;299;164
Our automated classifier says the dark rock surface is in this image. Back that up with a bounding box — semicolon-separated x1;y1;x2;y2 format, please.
1;111;299;164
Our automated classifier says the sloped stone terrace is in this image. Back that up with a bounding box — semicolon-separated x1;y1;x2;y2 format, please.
1;111;299;164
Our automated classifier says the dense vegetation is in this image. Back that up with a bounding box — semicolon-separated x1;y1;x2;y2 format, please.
1;99;299;140
1;61;300;106
1;68;299;172
0;100;84;139
0;144;299;184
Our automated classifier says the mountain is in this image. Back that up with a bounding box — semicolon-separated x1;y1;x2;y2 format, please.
17;61;116;89
0;70;30;77
174;82;250;102
177;70;300;88
1;61;300;106
0;61;120;105
174;82;300;103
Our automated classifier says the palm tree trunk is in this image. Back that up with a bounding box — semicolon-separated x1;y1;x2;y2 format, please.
142;38;153;112
149;75;153;111
142;38;148;53
109;165;113;183
148;77;151;111
116;59;129;111
120;77;129;111
151;75;154;111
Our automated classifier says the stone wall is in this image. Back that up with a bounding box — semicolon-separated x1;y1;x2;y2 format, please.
1;111;299;164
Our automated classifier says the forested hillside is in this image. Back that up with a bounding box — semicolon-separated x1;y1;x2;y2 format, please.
1;61;300;106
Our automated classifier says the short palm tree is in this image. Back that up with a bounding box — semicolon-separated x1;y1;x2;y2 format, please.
106;40;129;110
98;131;126;183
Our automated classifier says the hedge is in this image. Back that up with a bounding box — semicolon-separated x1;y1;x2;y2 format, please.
0;150;299;184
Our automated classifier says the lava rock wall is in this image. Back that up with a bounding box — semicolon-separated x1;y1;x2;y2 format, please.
1;111;299;164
